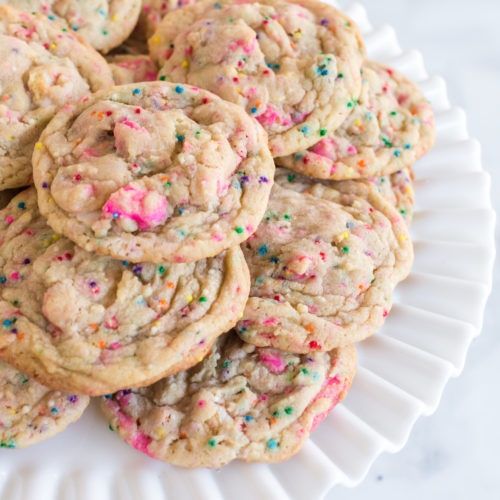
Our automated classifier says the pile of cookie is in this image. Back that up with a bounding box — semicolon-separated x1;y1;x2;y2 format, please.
0;0;434;467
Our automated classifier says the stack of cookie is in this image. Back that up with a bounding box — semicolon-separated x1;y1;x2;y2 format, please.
0;0;434;466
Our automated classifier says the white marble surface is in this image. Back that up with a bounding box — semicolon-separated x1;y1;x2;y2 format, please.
327;1;500;499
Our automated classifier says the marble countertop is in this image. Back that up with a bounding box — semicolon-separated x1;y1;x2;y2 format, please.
327;1;500;499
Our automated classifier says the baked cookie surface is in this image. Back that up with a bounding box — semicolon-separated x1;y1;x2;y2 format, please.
0;360;89;448
101;333;356;467
6;0;142;53
0;5;113;190
33;82;275;263
277;61;435;178
372;167;415;224
107;54;158;84
150;0;365;157
0;189;250;395
236;172;413;352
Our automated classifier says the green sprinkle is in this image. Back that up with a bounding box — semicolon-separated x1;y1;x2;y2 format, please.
164;181;172;188
287;173;296;183
283;213;291;221
199;296;208;303
342;246;350;254
158;265;166;275
234;226;244;234
222;359;231;368
108;424;115;432
381;136;393;148
319;128;327;136
284;406;293;415
159;75;167;81
207;438;217;448
390;111;398;116
300;368;309;375
272;410;280;417
102;29;109;36
0;440;15;449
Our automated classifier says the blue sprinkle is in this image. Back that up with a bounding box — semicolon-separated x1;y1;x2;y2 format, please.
404;143;412;150
132;88;142;96
257;244;268;256
17;202;26;209
50;407;59;415
266;438;279;450
176;134;185;142
244;415;254;422
299;125;310;136
250;107;257;114
0;276;6;284
174;85;184;94
112;212;120;219
47;14;56;20
393;149;401;158
2;319;13;328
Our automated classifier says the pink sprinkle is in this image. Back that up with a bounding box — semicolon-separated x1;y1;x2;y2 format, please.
346;144;358;155
310;138;338;160
256;104;281;126
108;342;122;350
4;215;14;225
9;272;20;281
259;352;286;374
197;400;206;407
104;316;119;330
102;184;168;231
212;233;224;241
131;432;153;454
263;316;278;326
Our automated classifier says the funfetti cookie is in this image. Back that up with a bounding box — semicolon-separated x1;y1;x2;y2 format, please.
277;61;435;179
236;173;413;353
135;0;197;40
107;54;158;84
101;333;356;468
32;82;275;264
5;0;142;53
0;361;89;448
0;189;250;395
149;0;365;157
0;6;113;190
372;167;415;224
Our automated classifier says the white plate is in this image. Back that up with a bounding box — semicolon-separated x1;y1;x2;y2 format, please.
0;2;495;499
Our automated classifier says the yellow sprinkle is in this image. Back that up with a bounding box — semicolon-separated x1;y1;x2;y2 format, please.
50;43;57;50
181;59;189;68
111;14;118;21
150;34;162;45
293;30;302;39
338;231;350;241
185;294;193;303
154;427;166;439
34;142;44;150
398;233;407;243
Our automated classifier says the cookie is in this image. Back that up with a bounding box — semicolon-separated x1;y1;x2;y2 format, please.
277;61;435;179
0;189;250;395
5;0;142;53
149;0;365;157
135;0;197;40
101;333;356;467
33;82;275;264
0;360;89;448
372;167;415;224
107;54;158;84
236;173;413;352
0;5;114;190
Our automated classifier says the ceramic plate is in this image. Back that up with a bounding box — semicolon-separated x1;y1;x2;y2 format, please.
0;2;495;499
